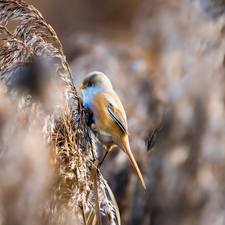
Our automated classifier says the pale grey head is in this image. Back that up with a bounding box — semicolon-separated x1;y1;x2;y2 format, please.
79;71;113;107
80;71;113;95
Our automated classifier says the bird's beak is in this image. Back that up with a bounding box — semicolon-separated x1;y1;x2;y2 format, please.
79;85;86;90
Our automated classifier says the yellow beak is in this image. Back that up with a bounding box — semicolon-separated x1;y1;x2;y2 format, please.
79;85;86;90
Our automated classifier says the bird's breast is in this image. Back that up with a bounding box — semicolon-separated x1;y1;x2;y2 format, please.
97;130;113;146
82;93;92;110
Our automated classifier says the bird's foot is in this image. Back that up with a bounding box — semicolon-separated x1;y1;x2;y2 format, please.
97;151;108;169
97;161;102;169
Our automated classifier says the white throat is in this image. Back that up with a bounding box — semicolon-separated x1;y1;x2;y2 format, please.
82;87;101;109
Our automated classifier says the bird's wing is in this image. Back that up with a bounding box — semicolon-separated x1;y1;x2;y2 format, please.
104;94;128;135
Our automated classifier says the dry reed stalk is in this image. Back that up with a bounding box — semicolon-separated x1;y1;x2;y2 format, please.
0;1;120;224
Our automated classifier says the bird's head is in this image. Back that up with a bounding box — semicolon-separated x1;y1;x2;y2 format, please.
79;71;113;96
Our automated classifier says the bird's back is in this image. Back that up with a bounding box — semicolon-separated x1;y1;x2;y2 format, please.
91;91;126;135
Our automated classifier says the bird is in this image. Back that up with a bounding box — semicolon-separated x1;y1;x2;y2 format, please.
79;71;146;189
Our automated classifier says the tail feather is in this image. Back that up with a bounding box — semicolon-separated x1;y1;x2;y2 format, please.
121;138;146;189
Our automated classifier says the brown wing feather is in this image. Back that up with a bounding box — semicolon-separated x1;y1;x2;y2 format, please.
107;105;128;134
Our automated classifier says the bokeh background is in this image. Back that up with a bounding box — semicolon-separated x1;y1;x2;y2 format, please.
5;0;225;224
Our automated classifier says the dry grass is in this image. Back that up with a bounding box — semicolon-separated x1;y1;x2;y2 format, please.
0;1;120;224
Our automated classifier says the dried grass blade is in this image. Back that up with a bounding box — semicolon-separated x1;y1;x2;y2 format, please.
90;201;101;225
92;214;97;225
85;190;91;203
90;159;98;181
82;202;87;225
86;209;94;225
146;125;163;151
103;180;121;225
92;160;102;225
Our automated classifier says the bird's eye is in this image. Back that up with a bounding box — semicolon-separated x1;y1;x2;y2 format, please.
87;83;92;87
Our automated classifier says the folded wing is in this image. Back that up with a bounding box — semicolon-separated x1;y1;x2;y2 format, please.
104;94;128;135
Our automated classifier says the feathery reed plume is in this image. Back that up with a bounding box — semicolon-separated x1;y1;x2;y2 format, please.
0;1;120;224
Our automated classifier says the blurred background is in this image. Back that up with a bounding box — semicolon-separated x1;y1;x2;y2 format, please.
10;0;225;224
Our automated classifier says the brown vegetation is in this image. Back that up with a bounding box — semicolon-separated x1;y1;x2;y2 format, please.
0;1;120;225
1;0;225;225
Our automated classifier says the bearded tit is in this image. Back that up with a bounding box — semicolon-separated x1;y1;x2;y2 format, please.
79;71;146;189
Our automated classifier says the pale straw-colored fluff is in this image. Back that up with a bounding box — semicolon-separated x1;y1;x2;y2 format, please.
0;1;117;224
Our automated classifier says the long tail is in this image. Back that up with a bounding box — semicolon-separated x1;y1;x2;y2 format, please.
120;137;146;189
